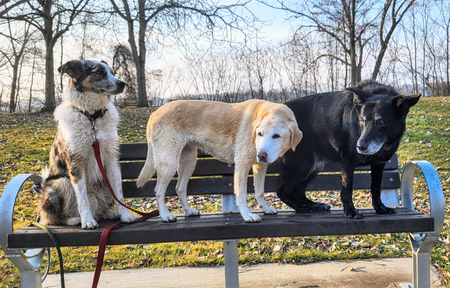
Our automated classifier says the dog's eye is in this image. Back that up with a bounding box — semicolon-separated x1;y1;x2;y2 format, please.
272;134;280;139
257;132;263;137
376;119;385;126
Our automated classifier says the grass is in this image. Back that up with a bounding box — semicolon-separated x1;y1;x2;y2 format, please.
0;98;449;287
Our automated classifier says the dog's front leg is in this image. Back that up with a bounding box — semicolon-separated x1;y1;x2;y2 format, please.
235;163;261;222
341;165;363;219
371;163;396;214
106;162;139;222
252;163;277;215
73;173;99;229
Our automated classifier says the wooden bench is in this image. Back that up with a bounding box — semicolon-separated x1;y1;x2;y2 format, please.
0;143;444;288
123;100;138;108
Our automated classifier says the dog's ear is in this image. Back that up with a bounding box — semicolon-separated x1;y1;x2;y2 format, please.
252;118;261;144
345;87;371;106
252;108;272;143
58;60;84;79
289;122;303;152
390;93;421;119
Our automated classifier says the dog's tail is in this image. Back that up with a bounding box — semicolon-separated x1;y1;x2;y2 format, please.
136;142;156;188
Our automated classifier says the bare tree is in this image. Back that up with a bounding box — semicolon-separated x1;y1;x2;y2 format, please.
112;44;137;101
108;0;254;107
0;0;28;18
0;19;33;112
4;0;89;112
371;0;414;80
262;0;413;85
239;43;276;99
263;0;374;85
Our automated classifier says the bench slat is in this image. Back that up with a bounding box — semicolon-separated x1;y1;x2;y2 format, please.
121;171;400;198
8;208;433;248
119;143;399;175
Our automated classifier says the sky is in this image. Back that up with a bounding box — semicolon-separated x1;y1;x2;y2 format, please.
147;0;295;69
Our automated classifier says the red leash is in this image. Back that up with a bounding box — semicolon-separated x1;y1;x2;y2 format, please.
91;140;159;288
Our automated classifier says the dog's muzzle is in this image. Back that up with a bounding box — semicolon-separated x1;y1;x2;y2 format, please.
356;141;383;155
116;81;125;93
257;150;268;163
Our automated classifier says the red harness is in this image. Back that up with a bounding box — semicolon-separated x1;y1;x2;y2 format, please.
85;109;159;288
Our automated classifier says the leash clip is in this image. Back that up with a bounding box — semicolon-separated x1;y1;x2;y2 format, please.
91;125;98;142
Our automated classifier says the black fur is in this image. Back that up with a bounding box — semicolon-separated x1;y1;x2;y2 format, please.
277;80;420;218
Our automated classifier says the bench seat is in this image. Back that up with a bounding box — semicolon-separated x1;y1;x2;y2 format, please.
8;208;434;248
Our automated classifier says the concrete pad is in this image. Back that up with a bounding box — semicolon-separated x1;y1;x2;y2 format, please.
43;258;443;288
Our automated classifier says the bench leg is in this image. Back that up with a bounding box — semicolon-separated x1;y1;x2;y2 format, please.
223;240;239;288
409;233;440;288
7;249;45;288
221;195;239;287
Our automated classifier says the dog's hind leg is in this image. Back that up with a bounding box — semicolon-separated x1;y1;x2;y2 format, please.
154;150;181;222
371;163;396;214
105;160;139;222
277;152;320;211
252;163;277;215
176;145;200;217
290;171;331;213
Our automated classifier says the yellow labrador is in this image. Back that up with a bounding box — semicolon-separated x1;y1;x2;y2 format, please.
136;99;302;222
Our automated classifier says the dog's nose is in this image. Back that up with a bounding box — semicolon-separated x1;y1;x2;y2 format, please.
257;151;268;161
357;144;368;152
117;81;126;92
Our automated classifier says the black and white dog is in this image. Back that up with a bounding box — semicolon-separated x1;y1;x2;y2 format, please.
36;60;138;229
277;80;420;219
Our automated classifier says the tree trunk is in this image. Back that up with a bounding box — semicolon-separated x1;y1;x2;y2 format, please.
349;0;357;85
372;44;387;81
29;50;36;112
42;44;56;112
136;0;148;107
41;0;56;112
9;62;18;113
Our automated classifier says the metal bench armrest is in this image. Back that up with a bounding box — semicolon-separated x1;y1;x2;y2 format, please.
401;160;444;237
0;174;44;288
400;161;444;288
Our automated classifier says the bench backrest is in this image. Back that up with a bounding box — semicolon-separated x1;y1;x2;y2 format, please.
119;143;401;199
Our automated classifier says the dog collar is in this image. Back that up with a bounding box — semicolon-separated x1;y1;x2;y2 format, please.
82;108;108;123
73;107;108;142
72;107;108;125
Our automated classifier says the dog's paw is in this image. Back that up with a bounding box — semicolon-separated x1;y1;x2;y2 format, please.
243;212;261;223
82;219;99;229
373;204;396;214
344;207;363;219
312;203;331;211
66;217;81;226
263;206;278;215
120;212;139;222
185;207;200;217
103;210;120;220
160;212;177;222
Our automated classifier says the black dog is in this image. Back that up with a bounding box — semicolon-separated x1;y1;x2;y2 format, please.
277;80;420;218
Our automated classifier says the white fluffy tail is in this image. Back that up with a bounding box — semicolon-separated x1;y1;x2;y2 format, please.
136;143;156;188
